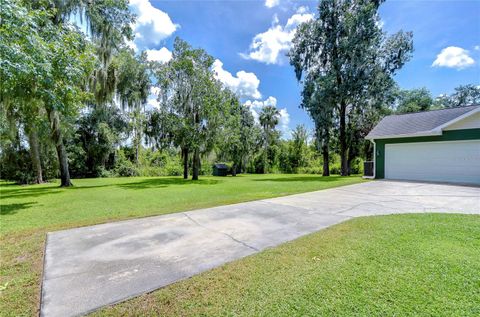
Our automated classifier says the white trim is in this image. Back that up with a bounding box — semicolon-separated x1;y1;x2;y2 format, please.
373;140;376;179
365;130;442;140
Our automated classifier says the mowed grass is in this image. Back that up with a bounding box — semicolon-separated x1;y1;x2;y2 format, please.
0;174;364;316
92;214;480;317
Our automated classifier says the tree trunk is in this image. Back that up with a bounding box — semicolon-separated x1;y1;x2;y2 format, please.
182;147;189;179
322;130;330;177
48;108;73;187
192;148;200;180
347;154;353;176
135;136;139;165
339;102;348;176
27;127;43;184
134;124;140;166
232;163;237;176
263;130;269;174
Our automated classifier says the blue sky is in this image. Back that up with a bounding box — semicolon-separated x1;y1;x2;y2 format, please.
128;0;480;136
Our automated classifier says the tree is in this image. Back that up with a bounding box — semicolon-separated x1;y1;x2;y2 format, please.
290;0;413;176
290;124;309;172
71;105;129;177
0;0;134;186
1;2;48;183
259;105;280;173
396;87;433;113
434;84;480;108
300;77;335;176
218;94;259;175
0;0;98;186
46;0;133;186
155;38;227;180
114;50;151;164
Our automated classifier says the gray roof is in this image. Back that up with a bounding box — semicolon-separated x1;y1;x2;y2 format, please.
366;105;479;139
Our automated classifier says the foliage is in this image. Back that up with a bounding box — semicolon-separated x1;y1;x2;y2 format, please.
290;0;413;176
153;38;232;180
114;149;140;177
434;84;480;109
217;96;261;174
395;87;433;113
70;105;129;177
1;0;477;185
259;105;281;173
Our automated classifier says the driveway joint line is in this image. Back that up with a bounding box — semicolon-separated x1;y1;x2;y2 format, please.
182;212;260;252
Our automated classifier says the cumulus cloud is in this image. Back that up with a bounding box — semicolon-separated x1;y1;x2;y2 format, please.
241;7;314;65
432;46;475;69
244;96;291;137
212;59;261;99
129;0;179;49
145;47;172;63
265;0;280;8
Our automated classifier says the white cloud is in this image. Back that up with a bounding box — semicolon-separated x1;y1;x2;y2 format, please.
129;0;179;49
126;39;138;52
146;87;161;109
241;8;314;65
265;0;280;8
296;6;309;14
145;47;172;63
432;46;475;69
474;45;480;51
244;96;291;137
278;108;291;137
212;59;261;99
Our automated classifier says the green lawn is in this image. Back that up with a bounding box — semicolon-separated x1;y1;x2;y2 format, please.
92;214;480;317
0;174;363;316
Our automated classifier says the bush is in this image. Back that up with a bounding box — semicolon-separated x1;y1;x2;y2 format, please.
0;146;36;184
115;150;139;177
329;162;341;175
97;167;114;178
297;166;323;174
350;157;364;175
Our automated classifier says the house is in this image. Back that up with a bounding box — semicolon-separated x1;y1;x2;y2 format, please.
365;105;480;185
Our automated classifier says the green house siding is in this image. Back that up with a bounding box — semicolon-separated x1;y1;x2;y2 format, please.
374;128;480;179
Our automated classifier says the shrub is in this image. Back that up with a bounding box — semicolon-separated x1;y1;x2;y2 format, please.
115;150;139;177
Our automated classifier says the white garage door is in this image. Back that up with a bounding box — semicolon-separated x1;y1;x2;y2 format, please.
385;140;480;185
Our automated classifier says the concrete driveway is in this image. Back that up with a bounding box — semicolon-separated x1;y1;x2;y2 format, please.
41;180;480;317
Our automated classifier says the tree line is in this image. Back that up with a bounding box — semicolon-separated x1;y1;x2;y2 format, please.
1;0;479;185
289;0;479;176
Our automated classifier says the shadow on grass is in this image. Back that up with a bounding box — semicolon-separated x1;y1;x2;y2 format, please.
253;175;346;182
0;202;36;215
0;177;222;199
117;177;221;190
0;186;63;200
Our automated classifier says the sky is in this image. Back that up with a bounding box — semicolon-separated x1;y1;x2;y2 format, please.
127;0;480;137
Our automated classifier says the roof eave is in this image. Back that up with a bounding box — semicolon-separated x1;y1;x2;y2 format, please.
365;130;443;140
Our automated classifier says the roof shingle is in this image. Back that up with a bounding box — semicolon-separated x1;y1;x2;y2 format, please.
366;105;479;139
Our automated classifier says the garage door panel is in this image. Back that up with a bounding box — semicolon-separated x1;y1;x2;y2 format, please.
385;140;480;184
